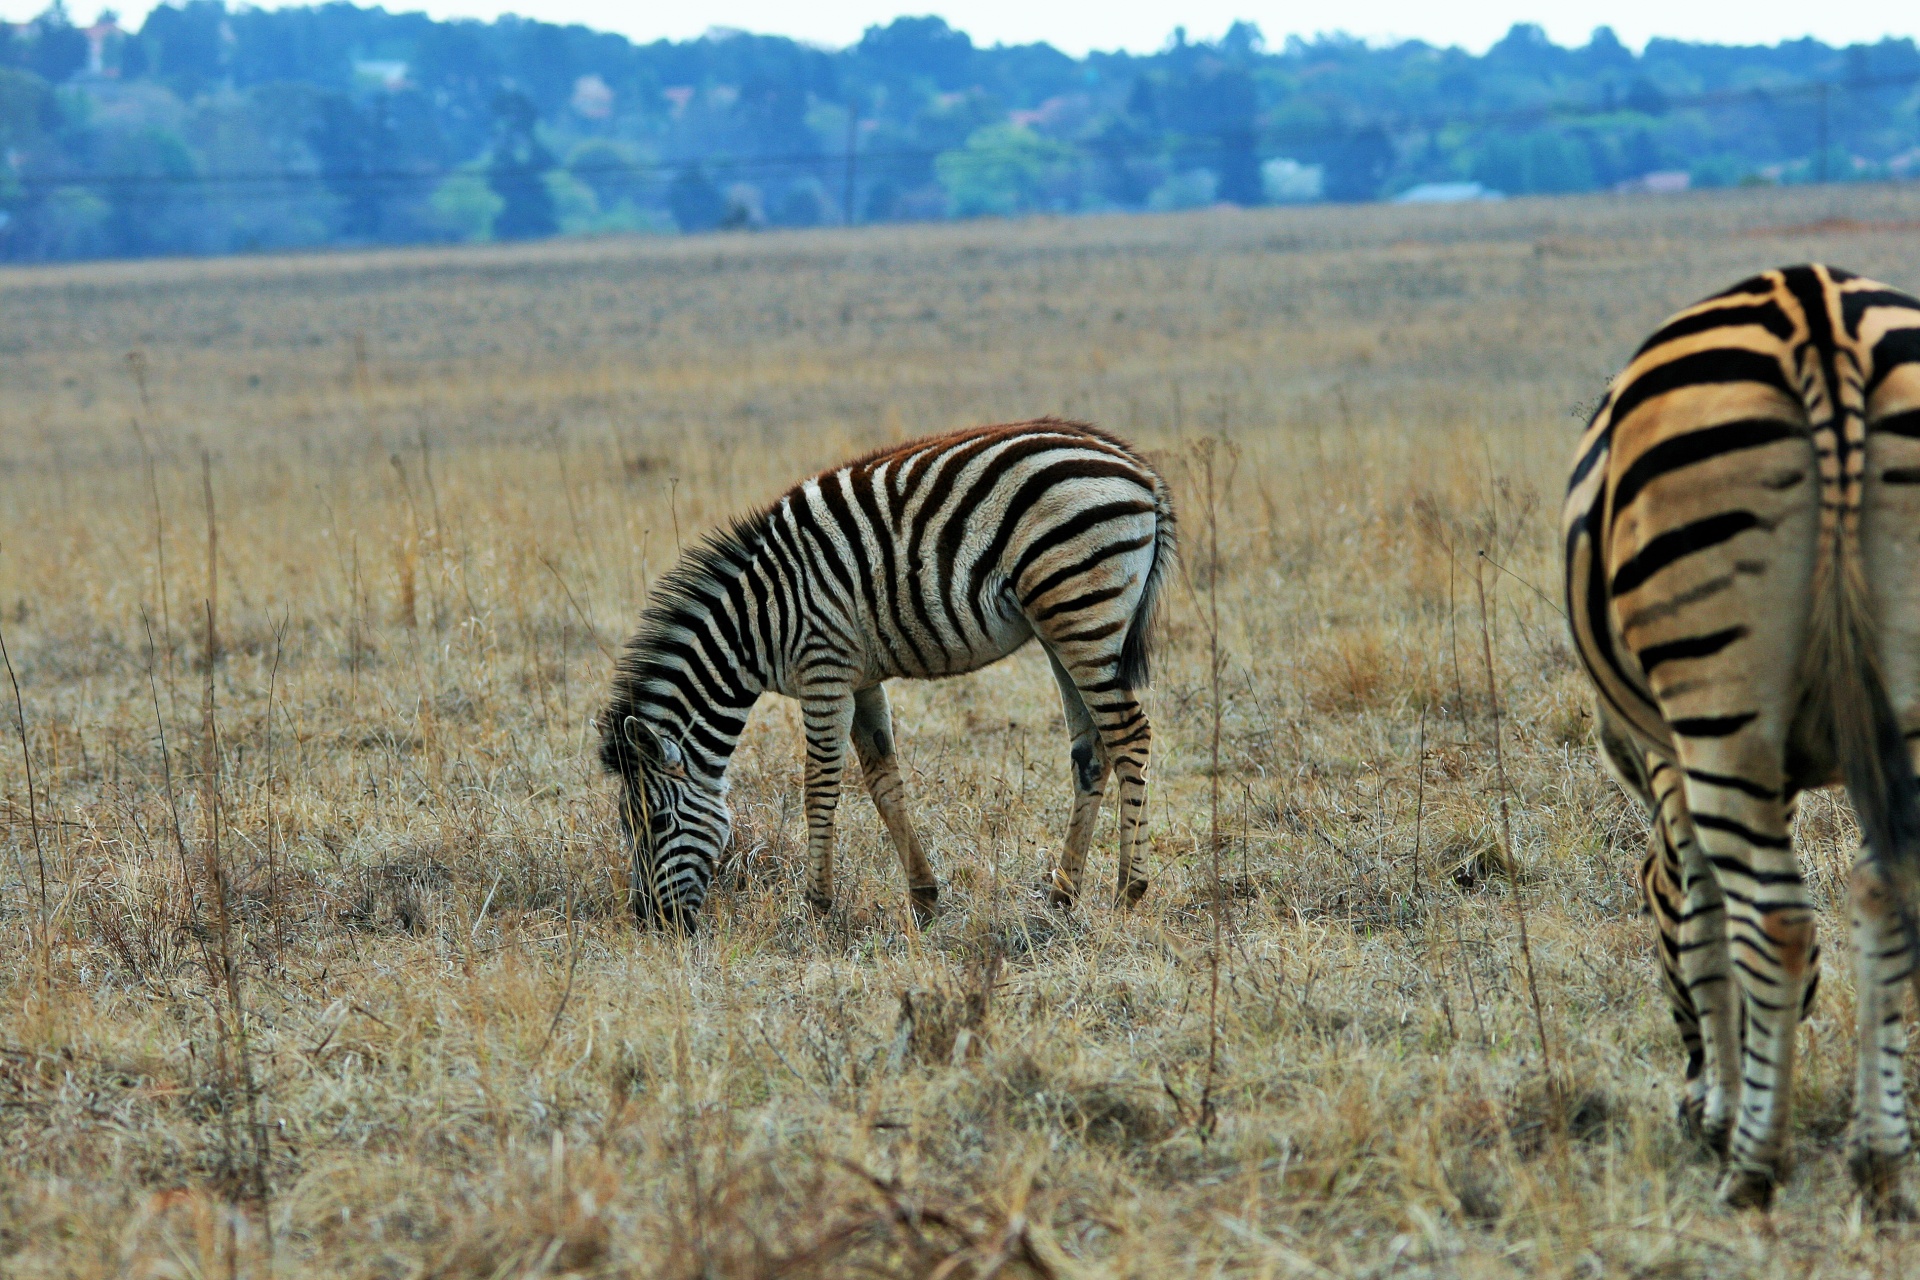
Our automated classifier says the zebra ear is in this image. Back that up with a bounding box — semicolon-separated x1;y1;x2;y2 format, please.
623;715;687;776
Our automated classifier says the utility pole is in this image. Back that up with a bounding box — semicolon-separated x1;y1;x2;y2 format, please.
844;105;858;227
1816;81;1830;184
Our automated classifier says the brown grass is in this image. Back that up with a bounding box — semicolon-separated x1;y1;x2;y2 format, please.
4;182;1920;1276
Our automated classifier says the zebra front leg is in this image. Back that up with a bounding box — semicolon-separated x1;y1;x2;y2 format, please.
1848;853;1915;1216
1043;647;1110;910
851;684;939;927
801;691;857;915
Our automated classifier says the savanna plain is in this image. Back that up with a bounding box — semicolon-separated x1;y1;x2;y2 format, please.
6;186;1920;1278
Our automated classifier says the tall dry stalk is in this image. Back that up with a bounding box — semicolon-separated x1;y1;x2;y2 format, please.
128;351;180;725
389;453;424;630
142;608;197;914
197;602;270;1216
1475;556;1555;1083
1411;705;1426;898
201;452;220;666
1188;437;1228;1141
265;617;285;940
0;601;47;920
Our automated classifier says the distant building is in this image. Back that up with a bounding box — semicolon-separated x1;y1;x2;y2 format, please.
83;18;121;76
1260;158;1323;203
1393;182;1504;204
1615;170;1691;194
353;60;410;91
572;75;614;120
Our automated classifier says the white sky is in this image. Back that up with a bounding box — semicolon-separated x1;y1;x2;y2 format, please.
11;1;1917;57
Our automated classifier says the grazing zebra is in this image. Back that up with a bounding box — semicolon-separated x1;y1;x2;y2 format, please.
599;418;1176;931
1563;264;1920;1210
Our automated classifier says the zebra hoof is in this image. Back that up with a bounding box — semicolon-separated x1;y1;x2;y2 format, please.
1849;1149;1913;1220
908;883;940;928
1117;877;1149;906
1043;868;1078;911
805;891;833;916
1677;1099;1730;1160
1718;1167;1778;1212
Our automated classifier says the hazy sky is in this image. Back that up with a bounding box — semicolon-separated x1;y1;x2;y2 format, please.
12;1;1917;56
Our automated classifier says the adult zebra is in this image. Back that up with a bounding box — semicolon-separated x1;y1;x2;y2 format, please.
599;418;1176;932
1563;264;1920;1210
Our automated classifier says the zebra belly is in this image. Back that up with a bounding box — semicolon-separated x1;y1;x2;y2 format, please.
871;591;1036;682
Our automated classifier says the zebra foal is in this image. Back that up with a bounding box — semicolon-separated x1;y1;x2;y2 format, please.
599;418;1176;930
1563;264;1920;1210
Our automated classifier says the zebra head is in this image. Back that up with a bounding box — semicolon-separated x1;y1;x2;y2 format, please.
617;715;733;931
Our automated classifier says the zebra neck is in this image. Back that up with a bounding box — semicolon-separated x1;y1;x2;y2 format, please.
624;590;768;787
608;506;778;788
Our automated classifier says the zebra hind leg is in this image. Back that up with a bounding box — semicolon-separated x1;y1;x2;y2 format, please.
1672;748;1808;1211
1096;689;1151;906
1601;728;1739;1157
1042;647;1111;910
1637;824;1712;1148
851;685;940;927
1655;768;1744;1161
1848;853;1916;1218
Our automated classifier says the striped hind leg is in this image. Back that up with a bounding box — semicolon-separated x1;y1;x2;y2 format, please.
1037;638;1152;908
1103;688;1153;906
851;684;940;927
1673;738;1811;1209
1639;758;1744;1154
1042;646;1112;908
1848;846;1915;1209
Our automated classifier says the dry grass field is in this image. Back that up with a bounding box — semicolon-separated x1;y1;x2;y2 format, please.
5;184;1920;1277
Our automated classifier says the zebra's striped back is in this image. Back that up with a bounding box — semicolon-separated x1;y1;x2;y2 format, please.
1562;264;1920;1209
602;418;1175;929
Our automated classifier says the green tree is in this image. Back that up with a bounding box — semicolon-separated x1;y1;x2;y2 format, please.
26;4;88;83
430;167;502;241
486;90;556;239
1472;130;1596;195
936;124;1076;218
0;67;57;148
97;125;198;256
36;185;110;257
667;165;725;233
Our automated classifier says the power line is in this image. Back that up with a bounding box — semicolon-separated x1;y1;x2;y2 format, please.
4;67;1917;196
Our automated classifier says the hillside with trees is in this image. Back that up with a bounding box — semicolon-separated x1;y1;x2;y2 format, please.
2;3;1917;261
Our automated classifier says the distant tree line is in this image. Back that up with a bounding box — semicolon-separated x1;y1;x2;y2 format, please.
1;3;1918;261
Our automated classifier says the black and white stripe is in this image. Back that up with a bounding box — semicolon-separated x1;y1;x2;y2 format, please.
1564;264;1920;1210
600;418;1176;930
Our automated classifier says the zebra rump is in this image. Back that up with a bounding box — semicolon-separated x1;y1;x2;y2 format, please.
1562;263;1920;1211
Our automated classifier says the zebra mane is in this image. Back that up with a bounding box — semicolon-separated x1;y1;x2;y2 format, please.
831;416;1138;473
598;505;773;779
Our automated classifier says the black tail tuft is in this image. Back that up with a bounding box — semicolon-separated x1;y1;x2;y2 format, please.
1117;475;1177;691
1837;646;1920;906
1817;568;1920;975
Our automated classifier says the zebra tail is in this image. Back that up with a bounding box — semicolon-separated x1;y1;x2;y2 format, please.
1804;424;1920;992
1117;473;1177;690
